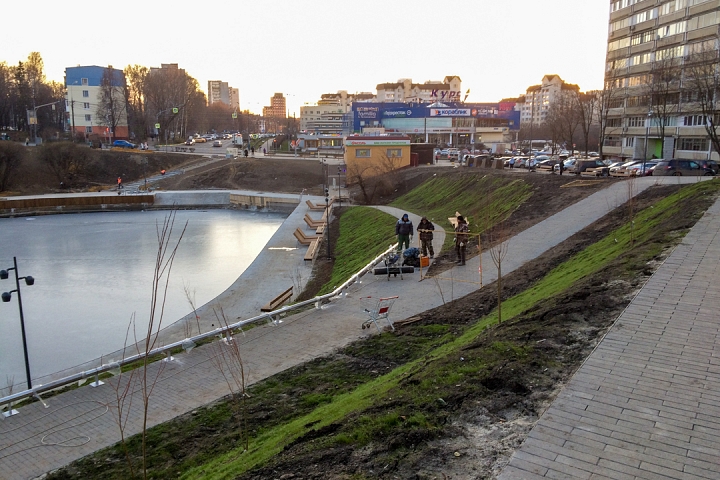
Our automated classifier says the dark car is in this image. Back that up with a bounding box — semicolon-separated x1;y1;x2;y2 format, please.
653;159;715;176
113;140;137;149
698;159;719;174
567;159;608;175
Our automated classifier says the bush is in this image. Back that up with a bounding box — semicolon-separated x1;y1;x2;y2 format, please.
0;142;25;192
37;142;91;186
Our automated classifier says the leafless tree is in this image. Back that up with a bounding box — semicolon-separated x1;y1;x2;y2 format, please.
684;39;720;157
0;141;24;191
546;91;581;153
489;224;509;324
575;91;598;156
124;65;150;141
648;54;682;159
96;67;128;143
37;141;90;186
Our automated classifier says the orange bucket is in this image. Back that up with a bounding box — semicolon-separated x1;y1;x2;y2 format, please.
420;256;430;267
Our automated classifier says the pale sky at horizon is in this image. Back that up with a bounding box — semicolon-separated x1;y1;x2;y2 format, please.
5;0;610;117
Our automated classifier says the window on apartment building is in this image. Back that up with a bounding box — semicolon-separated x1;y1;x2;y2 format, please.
626;96;649;107
608;37;631;52
687;10;720;30
632;8;658;25
604;136;622;147
386;148;402;158
657;45;684;60
85;114;92;122
85;126;92;133
628;75;649;87
678;137;709;150
625;137;636;147
356;149;370;158
683;115;707;126
657;21;686;38
83;102;90;109
607;118;623;127
687;0;712;6
82;90;89;98
627;116;647;127
609;98;625;109
81;78;88;86
611;0;641;13
630;31;653;46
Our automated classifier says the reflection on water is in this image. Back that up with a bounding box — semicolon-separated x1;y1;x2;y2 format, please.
0;210;284;387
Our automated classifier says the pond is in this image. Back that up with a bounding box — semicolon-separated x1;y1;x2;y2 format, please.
0;209;285;390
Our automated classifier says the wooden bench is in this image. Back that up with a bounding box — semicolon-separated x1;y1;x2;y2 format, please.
306;199;334;211
304;213;325;229
305;238;321;261
261;286;293;312
294;227;319;245
315;224;326;234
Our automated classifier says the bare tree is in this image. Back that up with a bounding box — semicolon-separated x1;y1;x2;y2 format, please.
575;91;598;156
37;142;90;186
0;141;24;191
96;67;128;143
684;39;720;158
648;54;682;159
488;224;509;324
124;65;150;141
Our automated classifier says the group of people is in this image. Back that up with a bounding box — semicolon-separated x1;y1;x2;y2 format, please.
395;213;469;266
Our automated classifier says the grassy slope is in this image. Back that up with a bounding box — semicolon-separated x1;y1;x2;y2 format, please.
390;174;533;251
317;207;398;295
178;181;720;479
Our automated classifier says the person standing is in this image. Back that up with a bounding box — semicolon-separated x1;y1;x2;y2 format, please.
395;213;414;253
251;146;255;157
509;157;515;169
454;215;469;265
418;216;435;258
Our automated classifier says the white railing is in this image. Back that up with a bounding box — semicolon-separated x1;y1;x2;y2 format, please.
0;244;397;408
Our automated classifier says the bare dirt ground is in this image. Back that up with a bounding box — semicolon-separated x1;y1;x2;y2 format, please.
19;151;714;479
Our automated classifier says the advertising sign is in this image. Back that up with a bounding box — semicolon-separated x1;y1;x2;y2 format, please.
430;108;471;117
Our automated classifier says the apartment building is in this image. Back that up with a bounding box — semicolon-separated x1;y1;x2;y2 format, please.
65;65;129;140
208;81;240;109
518;75;580;125
376;76;463;104
604;0;720;161
263;93;286;118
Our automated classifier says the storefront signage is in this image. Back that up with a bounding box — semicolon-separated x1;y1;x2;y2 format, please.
431;90;461;100
346;139;410;146
356;106;379;119
383;110;413;117
431;108;470;117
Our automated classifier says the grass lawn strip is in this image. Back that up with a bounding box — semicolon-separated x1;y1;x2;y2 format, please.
182;181;719;478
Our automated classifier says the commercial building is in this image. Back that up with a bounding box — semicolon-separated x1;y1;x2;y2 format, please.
350;102;519;150
263;93;286;118
343;135;412;178
376;76;464;103
65;65;129;140
603;0;720;161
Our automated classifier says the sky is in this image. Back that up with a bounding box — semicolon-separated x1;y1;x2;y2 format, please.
4;0;610;117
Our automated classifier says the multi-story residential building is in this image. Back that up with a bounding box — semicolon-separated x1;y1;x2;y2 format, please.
518;75;580;125
230;88;240;110
263;93;286;118
65;65;129;140
603;0;720;161
208;80;230;106
299;104;350;135
375;76;463;104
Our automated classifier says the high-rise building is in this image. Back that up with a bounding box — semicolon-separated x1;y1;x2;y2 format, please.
603;0;720;161
264;93;286;118
208;80;230;106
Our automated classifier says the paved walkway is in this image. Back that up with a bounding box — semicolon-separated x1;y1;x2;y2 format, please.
500;186;720;479
0;176;709;479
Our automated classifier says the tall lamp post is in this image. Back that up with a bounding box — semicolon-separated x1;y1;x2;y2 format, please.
1;257;35;390
643;107;653;174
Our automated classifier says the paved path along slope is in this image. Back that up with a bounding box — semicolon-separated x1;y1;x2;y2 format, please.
0;176;705;479
500;187;720;479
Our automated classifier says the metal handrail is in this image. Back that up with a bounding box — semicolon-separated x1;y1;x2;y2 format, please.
0;244;397;407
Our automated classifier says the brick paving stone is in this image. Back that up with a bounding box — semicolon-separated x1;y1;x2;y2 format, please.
500;196;720;479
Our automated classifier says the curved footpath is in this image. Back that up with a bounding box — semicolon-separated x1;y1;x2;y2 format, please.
0;176;714;479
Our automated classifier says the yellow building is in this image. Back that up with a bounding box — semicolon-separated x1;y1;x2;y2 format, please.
344;135;412;179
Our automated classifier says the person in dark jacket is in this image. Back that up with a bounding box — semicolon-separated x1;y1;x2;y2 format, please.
395;213;414;252
417;216;435;258
454;215;469;265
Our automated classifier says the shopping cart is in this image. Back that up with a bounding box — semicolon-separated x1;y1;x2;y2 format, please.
361;296;399;332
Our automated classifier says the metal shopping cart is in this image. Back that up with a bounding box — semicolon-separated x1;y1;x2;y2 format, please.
361;296;399;332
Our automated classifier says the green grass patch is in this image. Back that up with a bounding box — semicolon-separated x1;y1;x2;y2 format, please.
179;181;720;479
317;207;398;295
390;174;533;251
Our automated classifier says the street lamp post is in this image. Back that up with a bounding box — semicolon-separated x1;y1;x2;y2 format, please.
1;257;35;391
643;108;653;174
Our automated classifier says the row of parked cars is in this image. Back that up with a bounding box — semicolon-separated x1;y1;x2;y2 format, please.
552;157;718;176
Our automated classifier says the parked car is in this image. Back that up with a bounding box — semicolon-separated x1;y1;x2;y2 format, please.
568;159;608;175
626;161;658;176
194;137;207;143
112;140;136;149
554;158;577;172
697;159;719;174
652;159;716;176
185;138;195;145
609;160;642;176
212;140;223;147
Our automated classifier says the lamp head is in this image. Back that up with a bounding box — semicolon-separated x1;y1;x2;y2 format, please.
0;270;7;280
1;292;10;303
24;276;34;286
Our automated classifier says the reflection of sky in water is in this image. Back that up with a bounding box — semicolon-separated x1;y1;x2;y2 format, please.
0;210;284;385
